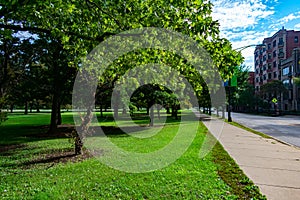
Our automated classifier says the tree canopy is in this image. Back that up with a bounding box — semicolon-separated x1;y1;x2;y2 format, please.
0;0;244;153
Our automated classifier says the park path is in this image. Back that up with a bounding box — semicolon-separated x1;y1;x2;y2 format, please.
199;114;300;200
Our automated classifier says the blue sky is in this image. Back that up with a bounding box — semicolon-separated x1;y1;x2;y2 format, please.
211;0;300;71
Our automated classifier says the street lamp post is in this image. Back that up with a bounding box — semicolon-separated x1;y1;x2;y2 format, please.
227;43;266;122
228;78;232;122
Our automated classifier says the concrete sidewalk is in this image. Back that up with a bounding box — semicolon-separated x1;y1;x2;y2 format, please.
200;114;300;200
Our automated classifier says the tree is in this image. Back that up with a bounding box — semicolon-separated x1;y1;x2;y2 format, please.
234;84;257;112
129;84;181;126
1;0;244;154
230;65;256;112
4;38;51;114
0;29;20;110
294;77;300;86
260;80;287;99
259;80;287;112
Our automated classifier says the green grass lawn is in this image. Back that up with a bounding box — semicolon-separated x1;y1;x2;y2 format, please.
0;112;265;199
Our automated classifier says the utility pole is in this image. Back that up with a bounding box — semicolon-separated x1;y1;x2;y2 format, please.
228;78;232;122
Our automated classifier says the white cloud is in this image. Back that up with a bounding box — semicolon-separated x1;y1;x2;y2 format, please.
278;12;300;24
211;0;274;32
211;0;276;70
295;23;300;29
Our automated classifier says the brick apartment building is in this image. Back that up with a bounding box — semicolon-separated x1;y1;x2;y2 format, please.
280;48;300;111
248;72;255;85
254;27;300;111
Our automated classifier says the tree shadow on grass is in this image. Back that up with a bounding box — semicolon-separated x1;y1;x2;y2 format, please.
0;146;93;170
0;112;199;171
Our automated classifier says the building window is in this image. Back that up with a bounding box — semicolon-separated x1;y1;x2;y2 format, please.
278;48;284;58
255;69;259;74
273;71;277;78
273;61;277;68
263;74;266;80
256;77;259;83
273;40;276;47
273;50;276;58
295;36;299;43
282;67;289;76
263;55;266;61
279;71;281;80
263;64;266;70
268;43;271;50
268;53;271;60
279;37;284;45
268;63;272;69
268;73;272;79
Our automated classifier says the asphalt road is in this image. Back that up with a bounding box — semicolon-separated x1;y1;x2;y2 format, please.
224;112;300;147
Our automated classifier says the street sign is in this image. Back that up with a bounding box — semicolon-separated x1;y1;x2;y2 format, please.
231;75;238;87
223;80;229;87
223;75;237;87
272;98;278;103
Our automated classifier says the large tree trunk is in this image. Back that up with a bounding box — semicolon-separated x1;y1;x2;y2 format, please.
49;91;59;133
48;71;61;133
48;43;63;134
157;106;161;119
36;102;40;113
172;105;179;120
75;104;94;155
166;106;170;114
57;103;62;125
150;105;154;126
29;102;33;113
24;101;28;115
0;39;9;105
75;134;83;155
114;103;119;119
100;104;103;117
113;91;119;119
